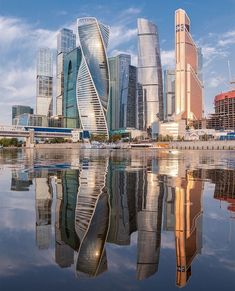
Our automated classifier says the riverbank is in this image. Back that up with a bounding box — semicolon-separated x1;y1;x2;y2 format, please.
8;140;235;150
169;140;235;150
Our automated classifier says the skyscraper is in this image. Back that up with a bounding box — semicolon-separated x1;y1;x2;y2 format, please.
164;70;175;120
175;9;203;122
107;54;137;130
36;48;53;117
127;65;137;128
63;47;82;128
12;105;33;124
77;17;110;137
197;47;203;84
56;28;76;116
137;18;163;137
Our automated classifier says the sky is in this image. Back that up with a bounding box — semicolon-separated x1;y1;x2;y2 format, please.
1;0;235;124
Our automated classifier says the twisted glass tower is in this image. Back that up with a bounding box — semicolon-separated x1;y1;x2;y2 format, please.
77;18;110;137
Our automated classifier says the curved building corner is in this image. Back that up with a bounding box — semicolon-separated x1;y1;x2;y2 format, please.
137;18;163;136
76;17;110;138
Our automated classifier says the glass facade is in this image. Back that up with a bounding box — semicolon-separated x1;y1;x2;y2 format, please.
164;69;175;120
36;48;53;117
137;18;163;135
56;29;76;116
197;47;203;84
175;9;203;121
12;105;33;124
107;54;137;130
75;158;109;277
127;65;137;128
13;113;48;127
77;17;110;137
63;48;81;128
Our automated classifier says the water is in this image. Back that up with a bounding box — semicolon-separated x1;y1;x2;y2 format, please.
0;148;235;291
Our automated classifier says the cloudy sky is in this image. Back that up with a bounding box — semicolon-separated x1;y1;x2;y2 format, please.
1;0;235;124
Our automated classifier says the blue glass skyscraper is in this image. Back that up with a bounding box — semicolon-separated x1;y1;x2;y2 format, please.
56;28;76;116
63;48;82;128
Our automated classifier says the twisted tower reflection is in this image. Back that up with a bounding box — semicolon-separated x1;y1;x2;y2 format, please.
75;158;110;277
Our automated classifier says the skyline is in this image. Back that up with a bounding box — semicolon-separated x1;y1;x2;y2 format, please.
1;0;235;123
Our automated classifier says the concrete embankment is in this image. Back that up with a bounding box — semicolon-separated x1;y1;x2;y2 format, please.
35;143;80;149
31;141;235;151
169;140;235;150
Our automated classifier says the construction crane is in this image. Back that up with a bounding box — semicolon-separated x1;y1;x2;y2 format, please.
228;60;235;85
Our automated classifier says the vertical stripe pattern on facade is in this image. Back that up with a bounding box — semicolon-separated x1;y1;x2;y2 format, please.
77;18;110;137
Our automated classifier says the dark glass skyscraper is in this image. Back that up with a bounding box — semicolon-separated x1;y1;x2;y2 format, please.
56;28;76;116
63;48;82;128
164;69;175;120
108;54;137;130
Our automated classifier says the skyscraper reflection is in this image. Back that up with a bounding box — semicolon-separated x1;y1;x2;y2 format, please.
11;170;33;191
35;171;53;250
137;161;164;280
55;170;79;268
107;162;131;246
193;169;235;215
75;158;110;277
10;154;235;287
174;172;203;287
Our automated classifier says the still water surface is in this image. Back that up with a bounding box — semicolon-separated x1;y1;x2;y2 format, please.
0;149;235;291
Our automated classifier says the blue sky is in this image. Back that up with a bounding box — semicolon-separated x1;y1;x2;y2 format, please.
1;0;235;123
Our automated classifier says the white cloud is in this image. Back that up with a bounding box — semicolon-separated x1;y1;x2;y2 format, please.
218;30;235;47
0;16;57;51
0;17;26;46
109;26;137;51
108;6;141;53
161;50;175;68
196;27;235;113
207;76;227;89
0;16;57;124
114;7;142;25
110;49;138;66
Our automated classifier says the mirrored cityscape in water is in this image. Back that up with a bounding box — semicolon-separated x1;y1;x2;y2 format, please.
0;149;235;291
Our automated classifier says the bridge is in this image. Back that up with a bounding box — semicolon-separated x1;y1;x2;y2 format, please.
0;125;82;147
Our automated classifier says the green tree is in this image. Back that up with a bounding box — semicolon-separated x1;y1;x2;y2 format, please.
0;138;20;147
90;134;107;142
109;134;122;143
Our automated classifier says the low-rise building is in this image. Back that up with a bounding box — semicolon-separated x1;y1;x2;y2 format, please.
158;120;186;140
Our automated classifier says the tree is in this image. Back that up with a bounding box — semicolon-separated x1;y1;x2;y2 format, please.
0;138;21;147
90;134;107;142
147;126;152;138
49;137;65;143
109;134;122;143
